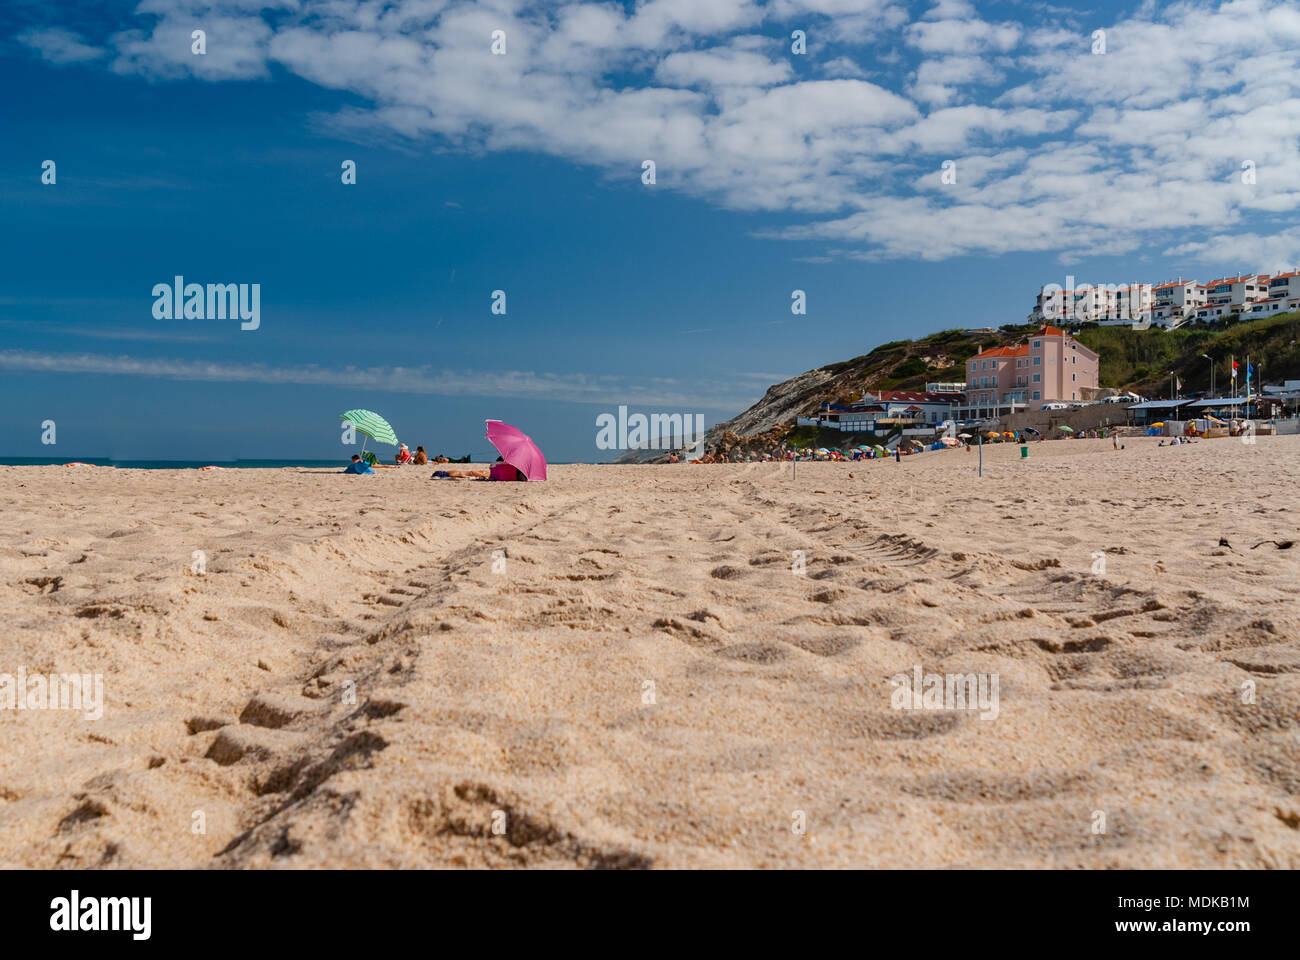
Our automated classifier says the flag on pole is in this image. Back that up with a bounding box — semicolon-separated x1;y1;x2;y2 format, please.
1231;359;1239;379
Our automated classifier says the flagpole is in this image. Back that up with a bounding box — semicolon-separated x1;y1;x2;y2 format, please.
1247;354;1252;420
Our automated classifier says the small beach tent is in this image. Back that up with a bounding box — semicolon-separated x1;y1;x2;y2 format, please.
485;420;548;481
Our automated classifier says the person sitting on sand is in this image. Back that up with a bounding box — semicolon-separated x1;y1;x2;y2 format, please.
413;445;428;465
395;443;413;464
343;454;374;474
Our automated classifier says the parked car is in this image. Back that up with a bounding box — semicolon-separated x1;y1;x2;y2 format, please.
1040;402;1068;411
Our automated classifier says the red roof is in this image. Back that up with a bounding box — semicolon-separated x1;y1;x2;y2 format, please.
863;391;960;403
1038;325;1066;336
972;344;1029;359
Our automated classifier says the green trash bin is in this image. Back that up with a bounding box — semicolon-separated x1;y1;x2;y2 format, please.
1020;444;1029;458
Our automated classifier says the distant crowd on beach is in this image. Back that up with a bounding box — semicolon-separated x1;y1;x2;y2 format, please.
393;444;470;466
663;425;1135;463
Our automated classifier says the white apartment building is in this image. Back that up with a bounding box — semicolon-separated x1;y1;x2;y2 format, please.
1265;270;1300;300
1205;274;1270;310
1032;269;1298;326
1031;280;1152;323
1151;279;1207;323
1244;295;1300;318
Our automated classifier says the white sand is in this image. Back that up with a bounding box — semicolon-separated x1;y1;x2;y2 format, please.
1;437;1298;867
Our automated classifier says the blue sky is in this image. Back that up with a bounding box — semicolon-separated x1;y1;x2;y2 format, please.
2;0;1298;461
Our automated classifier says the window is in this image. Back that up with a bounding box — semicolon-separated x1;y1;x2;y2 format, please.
1072;373;1076;382
1032;373;1041;383
1032;391;1041;400
1032;340;1041;348
1072;356;1076;364
1033;357;1041;366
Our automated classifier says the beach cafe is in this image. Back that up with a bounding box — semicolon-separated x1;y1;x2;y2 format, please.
1129;396;1293;437
1127;399;1191;426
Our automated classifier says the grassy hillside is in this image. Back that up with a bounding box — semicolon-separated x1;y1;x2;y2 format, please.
821;313;1300;399
1072;314;1300;394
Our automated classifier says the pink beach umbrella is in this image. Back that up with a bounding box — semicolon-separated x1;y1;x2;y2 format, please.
485;420;548;481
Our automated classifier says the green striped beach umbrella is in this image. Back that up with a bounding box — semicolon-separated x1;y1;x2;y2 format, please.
339;409;399;454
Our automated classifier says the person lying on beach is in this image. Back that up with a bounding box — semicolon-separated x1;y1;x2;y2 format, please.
434;455;450;463
431;469;490;479
343;454;374;474
413;445;428;465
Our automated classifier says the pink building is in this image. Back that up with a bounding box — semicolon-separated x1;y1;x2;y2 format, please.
959;326;1100;418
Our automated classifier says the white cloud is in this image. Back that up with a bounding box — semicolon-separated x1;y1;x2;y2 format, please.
17;27;103;63
16;0;1300;265
1164;227;1300;274
656;48;792;87
0;350;755;410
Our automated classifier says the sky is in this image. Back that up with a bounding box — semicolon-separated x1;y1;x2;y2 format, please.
2;0;1298;462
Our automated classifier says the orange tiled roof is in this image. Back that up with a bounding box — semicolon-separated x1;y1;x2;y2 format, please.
972;344;1029;359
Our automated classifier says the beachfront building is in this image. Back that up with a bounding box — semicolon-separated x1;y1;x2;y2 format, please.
800;390;963;433
955;325;1099;419
959;343;1027;419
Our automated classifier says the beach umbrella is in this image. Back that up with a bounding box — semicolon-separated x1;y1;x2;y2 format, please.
1058;424;1074;433
339;409;399;457
958;433;972;439
485;419;548;481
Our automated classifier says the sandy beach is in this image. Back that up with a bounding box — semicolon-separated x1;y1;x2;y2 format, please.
1;436;1298;869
